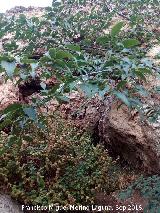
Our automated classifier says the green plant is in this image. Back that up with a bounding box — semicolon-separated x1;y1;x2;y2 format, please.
0;114;121;206
0;0;159;117
119;175;160;212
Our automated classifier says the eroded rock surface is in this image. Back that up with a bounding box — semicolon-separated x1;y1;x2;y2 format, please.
0;195;22;213
60;93;105;134
99;103;160;173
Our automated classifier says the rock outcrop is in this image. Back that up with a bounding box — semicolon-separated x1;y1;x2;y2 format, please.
60;93;105;134
99;102;160;174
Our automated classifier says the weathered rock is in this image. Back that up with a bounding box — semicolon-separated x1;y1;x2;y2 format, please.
0;194;22;213
0;79;19;111
60;93;105;135
99;94;160;174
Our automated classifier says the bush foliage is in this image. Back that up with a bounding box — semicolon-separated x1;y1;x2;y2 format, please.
119;175;160;212
0;114;121;205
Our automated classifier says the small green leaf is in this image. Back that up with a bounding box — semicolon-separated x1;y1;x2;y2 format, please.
117;80;128;90
111;22;124;37
56;50;73;59
155;86;160;93
1;61;16;77
49;48;56;58
21;58;36;64
40;56;51;63
23;135;33;142
0;55;14;62
0;148;6;156
114;91;131;107
23;107;37;121
98;85;110;97
3;41;18;51
80;83;99;98
6;135;19;148
3;103;22;114
119;189;133;200
134;70;146;81
66;44;81;52
55;59;67;68
96;35;110;44
135;85;148;96
122;39;140;48
55;95;70;103
138;68;152;75
31;63;38;72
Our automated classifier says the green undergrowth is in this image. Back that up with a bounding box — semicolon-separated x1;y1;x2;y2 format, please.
0;113;126;206
119;175;160;212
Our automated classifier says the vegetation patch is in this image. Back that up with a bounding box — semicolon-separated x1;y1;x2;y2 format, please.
0;114;124;206
119;175;160;212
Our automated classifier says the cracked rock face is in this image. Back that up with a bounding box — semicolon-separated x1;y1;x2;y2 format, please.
99;104;160;174
99;75;160;174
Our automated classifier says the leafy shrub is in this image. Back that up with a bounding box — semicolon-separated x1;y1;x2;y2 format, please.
0;114;121;206
0;0;159;121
